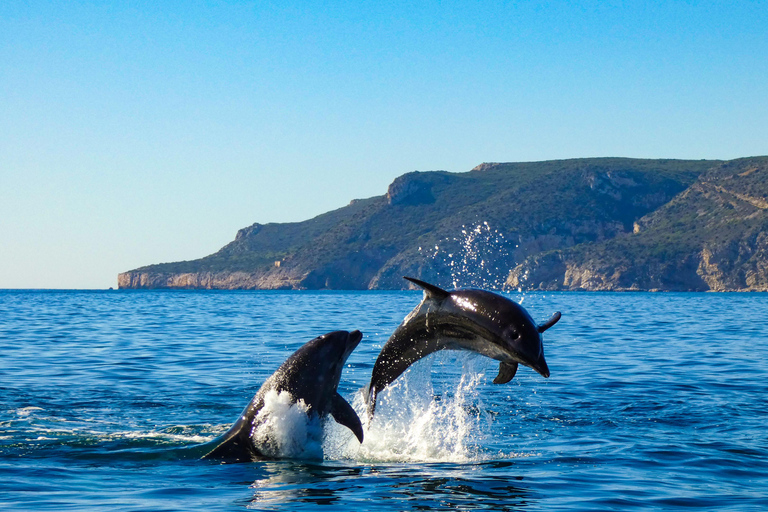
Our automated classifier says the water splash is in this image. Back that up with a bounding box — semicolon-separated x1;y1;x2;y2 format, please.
419;222;516;290
328;224;527;463
324;353;506;463
251;390;324;460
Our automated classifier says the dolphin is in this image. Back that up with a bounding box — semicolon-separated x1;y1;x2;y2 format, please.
366;277;561;418
203;330;364;462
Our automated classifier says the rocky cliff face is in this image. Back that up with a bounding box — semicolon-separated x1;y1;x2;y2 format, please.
507;250;710;291
697;233;768;291
117;268;308;290
508;237;768;292
507;157;768;291
119;157;768;291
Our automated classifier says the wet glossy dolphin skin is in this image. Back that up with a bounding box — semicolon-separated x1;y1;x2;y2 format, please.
366;278;561;418
203;330;364;462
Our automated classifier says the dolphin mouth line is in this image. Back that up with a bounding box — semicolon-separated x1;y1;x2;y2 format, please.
511;357;549;378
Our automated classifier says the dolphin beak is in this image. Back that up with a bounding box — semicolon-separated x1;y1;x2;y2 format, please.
530;352;550;378
345;330;363;356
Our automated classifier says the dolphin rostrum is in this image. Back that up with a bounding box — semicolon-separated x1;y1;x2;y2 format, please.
203;330;364;462
366;277;561;418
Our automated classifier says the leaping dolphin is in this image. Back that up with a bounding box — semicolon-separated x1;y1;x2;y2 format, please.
366;277;561;418
203;330;364;462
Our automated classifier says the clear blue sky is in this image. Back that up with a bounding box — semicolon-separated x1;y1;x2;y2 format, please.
1;1;766;288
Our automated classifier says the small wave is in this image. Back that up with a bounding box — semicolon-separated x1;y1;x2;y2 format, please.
10;406;44;416
116;428;214;445
0;422;220;458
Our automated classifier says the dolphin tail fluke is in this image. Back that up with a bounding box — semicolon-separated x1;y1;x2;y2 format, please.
403;276;450;300
493;361;518;384
331;392;364;443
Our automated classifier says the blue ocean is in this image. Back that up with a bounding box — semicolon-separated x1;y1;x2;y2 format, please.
1;289;767;511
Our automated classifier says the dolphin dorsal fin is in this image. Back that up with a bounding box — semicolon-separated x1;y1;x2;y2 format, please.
403;276;450;300
331;392;364;443
538;311;562;333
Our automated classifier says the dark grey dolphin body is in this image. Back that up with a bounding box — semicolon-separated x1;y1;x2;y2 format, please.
203;330;364;462
366;278;561;418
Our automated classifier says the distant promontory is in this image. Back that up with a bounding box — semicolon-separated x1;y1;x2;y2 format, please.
119;157;768;291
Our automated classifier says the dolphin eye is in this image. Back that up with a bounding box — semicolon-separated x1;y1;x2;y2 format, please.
505;327;521;340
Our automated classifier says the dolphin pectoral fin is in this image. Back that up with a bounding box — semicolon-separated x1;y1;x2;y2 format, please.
493;362;518;384
331;392;364;443
403;276;450;300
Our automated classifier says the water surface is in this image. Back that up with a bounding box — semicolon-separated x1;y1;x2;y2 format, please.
1;290;767;510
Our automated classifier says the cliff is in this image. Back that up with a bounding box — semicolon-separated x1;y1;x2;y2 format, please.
507;157;768;291
118;157;768;291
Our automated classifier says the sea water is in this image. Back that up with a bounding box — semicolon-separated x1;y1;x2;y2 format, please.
1;289;767;511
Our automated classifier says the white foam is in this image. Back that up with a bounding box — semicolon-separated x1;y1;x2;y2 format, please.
250;389;324;459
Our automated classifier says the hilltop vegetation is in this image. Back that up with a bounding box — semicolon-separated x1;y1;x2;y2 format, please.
119;157;768;291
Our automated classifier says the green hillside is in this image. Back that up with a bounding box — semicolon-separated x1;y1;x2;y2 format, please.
118;157;768;291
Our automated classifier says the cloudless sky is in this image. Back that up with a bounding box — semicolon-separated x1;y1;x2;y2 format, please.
1;0;766;288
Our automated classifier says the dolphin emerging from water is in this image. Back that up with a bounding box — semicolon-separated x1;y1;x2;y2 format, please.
366;277;561;418
203;330;364;462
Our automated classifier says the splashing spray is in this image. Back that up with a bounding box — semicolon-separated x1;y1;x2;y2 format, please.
419;222;516;290
324;353;506;463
